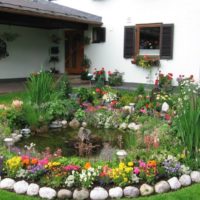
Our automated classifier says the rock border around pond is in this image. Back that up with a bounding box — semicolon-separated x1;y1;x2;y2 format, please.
0;171;200;200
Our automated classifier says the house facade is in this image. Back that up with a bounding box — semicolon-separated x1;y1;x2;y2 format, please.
57;0;200;85
0;0;101;80
1;0;200;85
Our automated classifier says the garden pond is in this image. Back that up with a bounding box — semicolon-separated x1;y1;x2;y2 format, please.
15;127;133;158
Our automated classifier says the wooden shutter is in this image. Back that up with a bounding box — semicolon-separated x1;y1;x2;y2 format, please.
92;27;106;43
124;26;135;58
160;24;174;59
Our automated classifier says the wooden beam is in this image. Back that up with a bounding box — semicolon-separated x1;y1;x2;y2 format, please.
0;11;88;30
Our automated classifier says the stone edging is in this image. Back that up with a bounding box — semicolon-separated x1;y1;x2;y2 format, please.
0;171;200;199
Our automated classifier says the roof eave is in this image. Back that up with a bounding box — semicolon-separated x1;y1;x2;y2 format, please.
0;7;102;26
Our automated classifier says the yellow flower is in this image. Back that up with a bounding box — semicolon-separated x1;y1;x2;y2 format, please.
127;162;134;167
119;162;125;170
123;177;128;182
52;162;61;166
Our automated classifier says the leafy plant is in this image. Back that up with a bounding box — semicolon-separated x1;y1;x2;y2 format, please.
56;73;72;98
176;79;200;160
26;71;55;106
108;70;124;86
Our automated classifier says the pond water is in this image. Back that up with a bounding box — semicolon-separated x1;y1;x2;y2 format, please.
16;127;129;157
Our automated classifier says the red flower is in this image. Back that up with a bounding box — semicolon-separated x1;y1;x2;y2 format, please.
145;104;149;109
95;88;101;93
165;114;171;121
102;67;105;71
168;73;173;76
155;79;159;86
108;71;112;75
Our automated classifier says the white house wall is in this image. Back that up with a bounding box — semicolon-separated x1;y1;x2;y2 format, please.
58;0;200;84
0;25;65;79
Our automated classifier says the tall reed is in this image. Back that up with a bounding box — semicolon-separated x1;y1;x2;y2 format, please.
177;79;200;159
26;71;54;106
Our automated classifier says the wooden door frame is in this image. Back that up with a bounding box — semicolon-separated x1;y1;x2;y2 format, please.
65;30;84;74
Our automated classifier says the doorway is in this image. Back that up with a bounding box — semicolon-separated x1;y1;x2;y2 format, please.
65;30;84;74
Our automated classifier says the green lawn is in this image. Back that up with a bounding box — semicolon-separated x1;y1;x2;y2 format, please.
0;91;27;104
0;184;200;200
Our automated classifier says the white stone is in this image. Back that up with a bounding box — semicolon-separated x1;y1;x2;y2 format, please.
119;123;128;130
140;184;154;196
90;187;108;200
61;120;68;127
82;122;87;128
179;174;191;186
128;122;141;130
168;177;181;190
57;189;72;199
27;183;40;196
0;178;15;190
73;188;89;200
191;171;200;183
109;187;123;198
161;102;169;112
39;187;57;200
69;119;80;129
14;180;29;194
155;181;170;193
123;186;140;198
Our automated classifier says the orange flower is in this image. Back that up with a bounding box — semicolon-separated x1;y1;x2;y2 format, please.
147;160;157;168
31;158;38;165
84;162;91;169
22;158;30;166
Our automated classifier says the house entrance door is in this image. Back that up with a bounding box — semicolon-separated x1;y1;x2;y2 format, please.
65;31;84;74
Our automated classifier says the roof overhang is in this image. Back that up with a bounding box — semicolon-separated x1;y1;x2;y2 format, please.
0;0;102;30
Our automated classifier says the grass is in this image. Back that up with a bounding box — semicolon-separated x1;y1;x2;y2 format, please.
0;189;41;200
0;91;27;104
1;184;200;200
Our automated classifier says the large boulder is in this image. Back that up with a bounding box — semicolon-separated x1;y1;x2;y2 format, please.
168;177;181;190
155;181;170;194
73;188;89;200
191;171;200;183
14;180;29;194
57;189;72;199
140;184;154;196
39;187;57;200
27;183;40;196
109;187;123;198
179;174;192;186
90;187;108;200
0;178;15;190
123;186;140;198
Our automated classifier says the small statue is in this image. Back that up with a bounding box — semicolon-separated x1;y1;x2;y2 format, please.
78;127;91;142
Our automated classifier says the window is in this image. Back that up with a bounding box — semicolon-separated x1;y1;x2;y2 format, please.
92;27;106;43
124;23;174;59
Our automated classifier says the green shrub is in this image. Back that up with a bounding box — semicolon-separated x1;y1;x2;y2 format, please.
108;70;124;86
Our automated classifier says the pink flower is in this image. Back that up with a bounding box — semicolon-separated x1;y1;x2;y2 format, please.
63;165;80;171
133;167;140;175
140;108;147;114
139;160;146;168
38;158;49;166
12;100;23;108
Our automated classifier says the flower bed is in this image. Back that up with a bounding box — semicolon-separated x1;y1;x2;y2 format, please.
0;153;200;199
